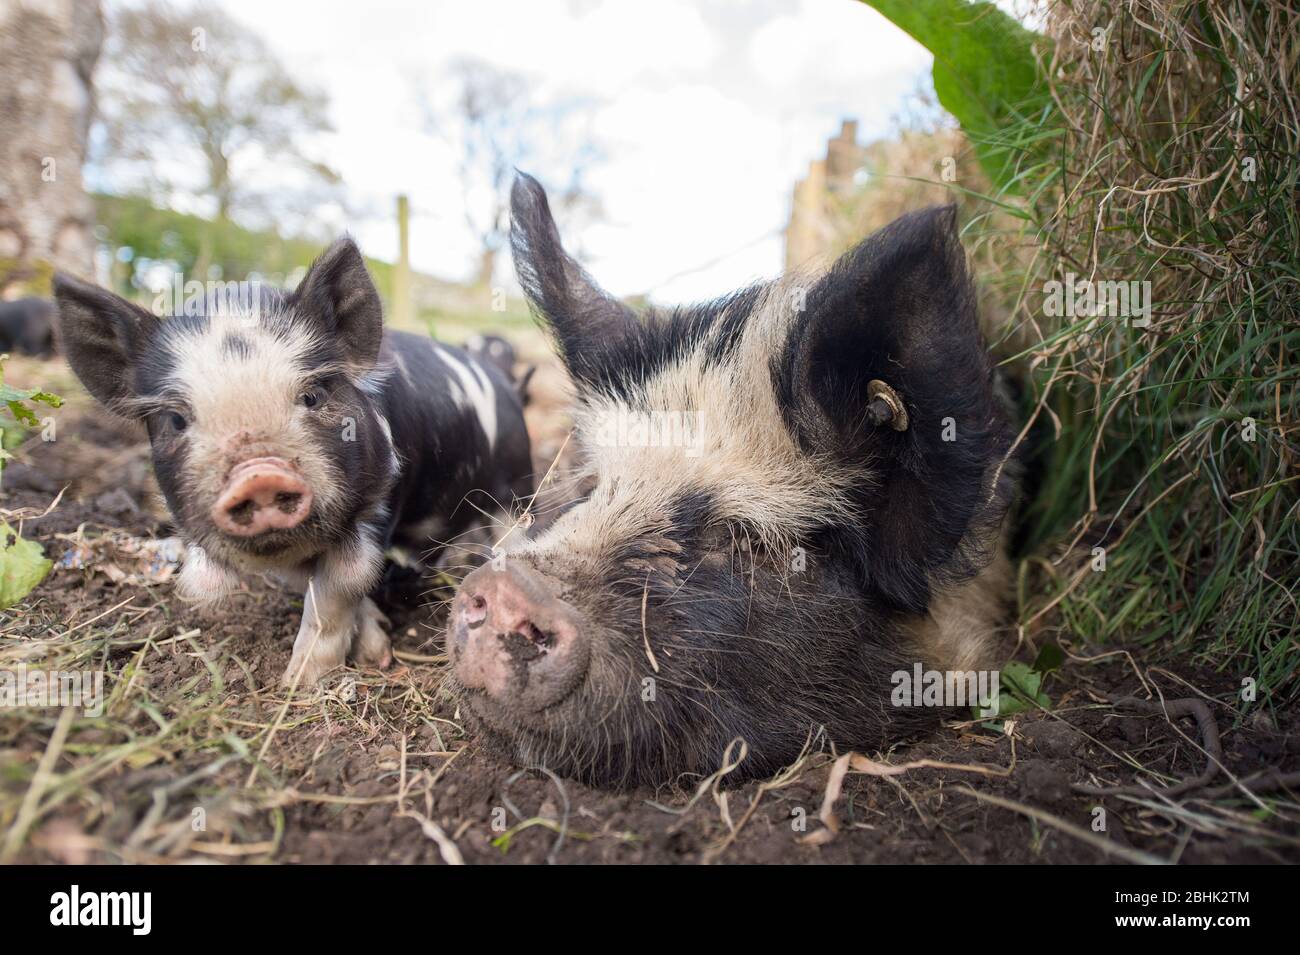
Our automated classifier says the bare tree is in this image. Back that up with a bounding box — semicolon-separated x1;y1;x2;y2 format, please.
424;59;602;289
96;1;340;255
0;0;104;293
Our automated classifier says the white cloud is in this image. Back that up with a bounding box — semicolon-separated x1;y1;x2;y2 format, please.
749;0;929;96
201;0;934;301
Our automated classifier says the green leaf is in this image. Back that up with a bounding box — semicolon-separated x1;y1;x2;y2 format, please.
1133;50;1164;110
0;520;53;609
1032;641;1065;673
859;0;1053;190
1003;660;1042;694
1;389;62;427
0;355;63;429
977;660;1052;718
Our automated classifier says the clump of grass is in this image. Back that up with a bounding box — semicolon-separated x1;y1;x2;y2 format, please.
979;0;1298;701
0;582;460;862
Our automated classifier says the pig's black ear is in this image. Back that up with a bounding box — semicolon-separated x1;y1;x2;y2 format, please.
53;273;158;411
293;237;383;370
510;172;641;394
780;205;1014;614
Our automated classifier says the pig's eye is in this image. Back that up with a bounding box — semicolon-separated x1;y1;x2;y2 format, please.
300;387;324;409
167;412;188;432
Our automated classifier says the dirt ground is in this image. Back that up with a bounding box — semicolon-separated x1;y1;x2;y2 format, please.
2;350;1297;865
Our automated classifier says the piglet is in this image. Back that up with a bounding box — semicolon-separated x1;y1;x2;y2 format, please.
55;239;533;685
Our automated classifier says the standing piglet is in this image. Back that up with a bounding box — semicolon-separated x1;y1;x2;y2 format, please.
54;239;532;685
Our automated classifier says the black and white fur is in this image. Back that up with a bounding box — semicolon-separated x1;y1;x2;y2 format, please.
54;240;533;685
449;175;1016;787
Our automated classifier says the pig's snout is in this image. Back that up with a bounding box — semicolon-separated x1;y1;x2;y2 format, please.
452;563;588;712
211;457;313;536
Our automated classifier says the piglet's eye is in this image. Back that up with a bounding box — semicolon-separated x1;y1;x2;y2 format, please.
300;388;323;408
168;412;188;432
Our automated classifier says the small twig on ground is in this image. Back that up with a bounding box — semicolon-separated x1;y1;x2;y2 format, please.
501;765;572;865
1;705;77;863
1200;769;1300;800
392;649;444;664
1073;696;1222;798
955;785;1169;866
395;733;465;865
245;581;324;788
796;744;1018;847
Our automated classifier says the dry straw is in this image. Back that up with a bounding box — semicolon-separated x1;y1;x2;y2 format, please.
993;0;1299;695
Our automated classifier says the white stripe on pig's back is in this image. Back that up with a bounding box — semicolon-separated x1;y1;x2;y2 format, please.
434;344;498;451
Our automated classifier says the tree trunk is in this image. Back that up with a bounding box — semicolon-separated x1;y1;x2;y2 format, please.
0;0;104;295
474;246;497;290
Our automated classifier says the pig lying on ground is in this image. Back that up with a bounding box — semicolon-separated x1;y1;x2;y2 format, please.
54;240;533;685
0;297;57;357
447;174;1017;788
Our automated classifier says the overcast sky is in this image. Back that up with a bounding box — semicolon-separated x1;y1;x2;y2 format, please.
192;0;937;302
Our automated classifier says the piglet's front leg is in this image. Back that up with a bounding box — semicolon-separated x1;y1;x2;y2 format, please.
283;584;356;688
352;596;393;669
282;537;384;688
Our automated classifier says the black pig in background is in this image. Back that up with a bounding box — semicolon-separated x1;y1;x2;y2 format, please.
465;332;536;408
0;297;57;357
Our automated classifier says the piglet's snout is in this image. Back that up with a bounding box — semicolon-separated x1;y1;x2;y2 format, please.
211;457;313;536
453;563;588;712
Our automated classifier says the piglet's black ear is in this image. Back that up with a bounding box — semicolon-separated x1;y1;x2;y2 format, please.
781;206;1014;614
53;273;158;412
293;237;383;370
510;172;640;395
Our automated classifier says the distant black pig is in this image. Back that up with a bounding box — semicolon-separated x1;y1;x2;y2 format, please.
466;332;536;408
55;240;533;685
0;297;57;357
464;333;517;380
447;174;1016;787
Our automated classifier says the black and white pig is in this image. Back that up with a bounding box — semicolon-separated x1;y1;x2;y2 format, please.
446;174;1017;787
54;239;533;685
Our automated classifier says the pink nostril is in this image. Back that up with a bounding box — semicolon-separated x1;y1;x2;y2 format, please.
518;621;550;647
451;563;588;710
465;594;488;627
211;457;312;537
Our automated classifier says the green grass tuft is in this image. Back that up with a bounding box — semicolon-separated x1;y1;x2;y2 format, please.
975;0;1299;703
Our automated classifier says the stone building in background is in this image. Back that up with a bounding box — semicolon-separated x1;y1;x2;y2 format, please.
784;119;865;272
784;117;977;273
0;0;104;295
